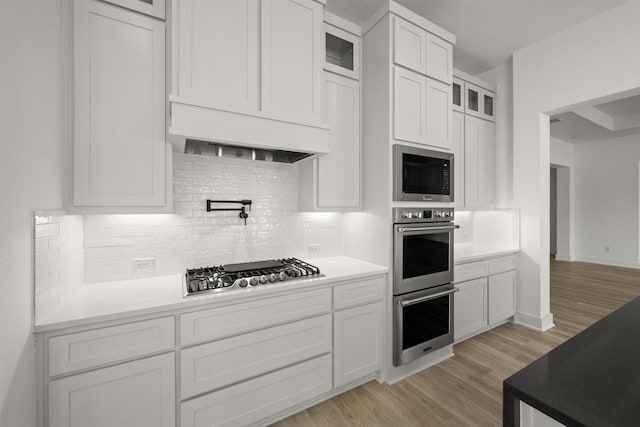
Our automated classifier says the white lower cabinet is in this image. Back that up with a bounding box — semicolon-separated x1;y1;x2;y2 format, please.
454;254;516;343
489;270;516;325
454;278;488;341
181;354;332;427
40;274;387;427
333;302;383;388
180;315;331;398
49;353;175;427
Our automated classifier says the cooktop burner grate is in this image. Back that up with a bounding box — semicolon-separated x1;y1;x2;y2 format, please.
184;257;322;296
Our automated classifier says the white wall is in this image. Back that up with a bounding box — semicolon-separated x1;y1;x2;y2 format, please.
0;0;67;424
550;168;557;254
477;58;514;208
573;135;640;267
512;0;640;330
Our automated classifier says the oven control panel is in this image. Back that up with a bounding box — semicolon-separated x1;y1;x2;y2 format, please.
394;207;454;223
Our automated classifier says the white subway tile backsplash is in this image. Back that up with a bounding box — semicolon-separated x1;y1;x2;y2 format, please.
81;154;343;283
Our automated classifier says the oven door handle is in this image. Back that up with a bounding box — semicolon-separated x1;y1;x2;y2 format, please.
399;288;460;307
397;225;460;233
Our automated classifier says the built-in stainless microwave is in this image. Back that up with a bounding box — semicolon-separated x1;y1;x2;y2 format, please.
393;145;454;202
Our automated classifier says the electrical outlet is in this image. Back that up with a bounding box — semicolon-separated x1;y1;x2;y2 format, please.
604;246;610;253
133;257;155;271
308;244;320;255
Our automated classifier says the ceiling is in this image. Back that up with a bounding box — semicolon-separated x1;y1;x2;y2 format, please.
551;95;640;143
325;0;630;75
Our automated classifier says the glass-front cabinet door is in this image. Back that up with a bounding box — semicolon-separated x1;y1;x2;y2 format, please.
465;82;482;118
482;91;495;122
452;77;464;112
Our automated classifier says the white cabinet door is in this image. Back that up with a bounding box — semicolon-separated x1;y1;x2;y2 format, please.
316;72;360;209
176;0;258;112
73;0;166;207
261;0;323;123
464;82;483;119
49;353;175;427
393;67;426;144
426;34;452;83
393;16;426;74
489;270;516;325
333;302;383;388
426;78;452;150
454;278;488;342
101;0;166;19
452;77;464;112
464;115;495;208
452;111;465;207
481;90;496;122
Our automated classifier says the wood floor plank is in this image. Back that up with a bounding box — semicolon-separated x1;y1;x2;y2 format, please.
270;259;640;427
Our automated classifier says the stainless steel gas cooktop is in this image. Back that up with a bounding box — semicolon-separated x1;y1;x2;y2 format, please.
183;258;323;297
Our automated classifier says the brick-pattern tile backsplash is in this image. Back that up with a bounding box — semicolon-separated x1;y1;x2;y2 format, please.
83;154;344;283
34;212;84;321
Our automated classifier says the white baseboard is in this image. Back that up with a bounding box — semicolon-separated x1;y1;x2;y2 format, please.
574;256;640;270
515;311;555;331
554;254;574;262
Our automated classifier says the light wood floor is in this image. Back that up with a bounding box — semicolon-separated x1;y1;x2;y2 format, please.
271;258;640;427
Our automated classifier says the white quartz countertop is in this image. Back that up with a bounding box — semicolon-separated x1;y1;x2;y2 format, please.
34;256;388;333
455;242;520;264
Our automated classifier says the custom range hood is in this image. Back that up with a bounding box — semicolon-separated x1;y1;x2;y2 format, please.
182;139;314;164
168;98;331;162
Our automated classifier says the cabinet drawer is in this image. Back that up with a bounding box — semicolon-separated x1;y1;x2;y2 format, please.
101;0;166;20
488;255;517;275
180;288;331;345
181;315;331;398
181;354;332;427
333;276;385;310
49;317;175;376
454;260;488;283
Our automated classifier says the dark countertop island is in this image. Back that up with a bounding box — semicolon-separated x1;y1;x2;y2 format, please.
503;296;640;427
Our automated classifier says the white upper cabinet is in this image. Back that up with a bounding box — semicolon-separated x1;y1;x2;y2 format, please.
393;69;452;150
464;81;495;122
393;67;426;144
426;33;453;83
261;0;324;123
170;0;328;153
464;115;496;208
101;0;165;19
393;15;452;83
452;77;464;112
72;0;167;210
452;111;465;207
426;78;452;150
176;0;258;112
393;16;426;73
300;16;361;212
317;72;360;208
324;23;360;80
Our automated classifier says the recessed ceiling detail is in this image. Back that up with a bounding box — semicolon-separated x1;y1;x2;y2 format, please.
325;0;628;74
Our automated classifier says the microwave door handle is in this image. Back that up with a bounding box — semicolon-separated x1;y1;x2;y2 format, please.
397;225;460;233
400;288;460;307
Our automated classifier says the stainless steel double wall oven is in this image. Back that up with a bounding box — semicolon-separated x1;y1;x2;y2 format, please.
393;207;459;366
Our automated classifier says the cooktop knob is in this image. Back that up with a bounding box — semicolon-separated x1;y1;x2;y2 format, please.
278;272;286;281
259;275;268;284
269;273;277;282
237;279;248;287
403;212;413;219
249;277;258;286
